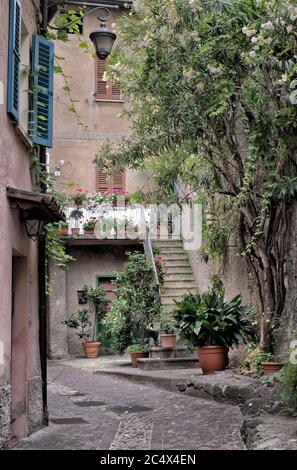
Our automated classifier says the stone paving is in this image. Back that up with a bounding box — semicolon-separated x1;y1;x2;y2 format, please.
14;362;244;450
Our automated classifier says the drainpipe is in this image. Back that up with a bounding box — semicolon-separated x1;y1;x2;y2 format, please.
39;146;48;425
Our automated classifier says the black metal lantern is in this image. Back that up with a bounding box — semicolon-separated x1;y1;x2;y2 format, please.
89;10;116;60
23;215;45;241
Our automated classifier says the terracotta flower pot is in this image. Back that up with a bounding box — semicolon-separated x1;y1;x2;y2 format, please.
261;362;283;376
160;334;176;349
83;341;100;358
71;227;79;236
83;229;94;235
198;345;228;375
130;351;149;368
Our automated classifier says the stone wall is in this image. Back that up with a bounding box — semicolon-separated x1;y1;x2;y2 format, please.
274;202;297;360
0;384;11;449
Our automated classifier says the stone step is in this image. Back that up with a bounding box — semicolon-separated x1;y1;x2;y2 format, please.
159;247;185;254
155;240;182;246
165;259;191;267
164;280;196;288
137;356;199;371
165;273;196;281
161;295;185;305
161;253;189;261
167;266;193;274
150;346;193;359
161;288;197;297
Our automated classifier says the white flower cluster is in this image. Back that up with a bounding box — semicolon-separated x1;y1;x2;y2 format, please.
242;26;257;37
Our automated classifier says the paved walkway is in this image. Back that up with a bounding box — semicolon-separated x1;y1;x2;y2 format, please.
15;361;244;450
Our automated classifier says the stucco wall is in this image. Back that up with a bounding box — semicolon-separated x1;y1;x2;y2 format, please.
186;245;260;308
49;243;143;357
50;8;153;195
0;0;43;445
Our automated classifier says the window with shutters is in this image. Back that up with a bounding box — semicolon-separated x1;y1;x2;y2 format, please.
95;58;122;101
96;168;126;194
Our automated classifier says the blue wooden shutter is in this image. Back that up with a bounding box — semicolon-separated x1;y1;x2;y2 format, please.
7;0;21;121
30;35;54;147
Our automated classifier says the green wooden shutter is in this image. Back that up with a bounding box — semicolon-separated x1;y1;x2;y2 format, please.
7;0;21;121
30;35;54;147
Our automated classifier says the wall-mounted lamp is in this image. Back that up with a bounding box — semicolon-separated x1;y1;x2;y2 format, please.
89;9;116;60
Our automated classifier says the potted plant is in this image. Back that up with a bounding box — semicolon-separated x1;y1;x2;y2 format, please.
65;285;107;358
70;208;83;235
261;356;284;376
127;344;150;368
83;217;97;235
59;220;69;236
102;252;161;362
72;188;88;207
64;308;100;358
159;323;176;348
173;291;253;375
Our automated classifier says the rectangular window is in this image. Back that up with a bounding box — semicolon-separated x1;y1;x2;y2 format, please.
96;167;125;193
95;58;122;101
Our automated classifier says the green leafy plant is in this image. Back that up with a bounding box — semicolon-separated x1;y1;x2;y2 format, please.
160;323;176;335
72;285;108;342
173;291;254;348
127;344;150;353
83;218;97;231
64;308;92;342
241;342;274;376
102;252;161;354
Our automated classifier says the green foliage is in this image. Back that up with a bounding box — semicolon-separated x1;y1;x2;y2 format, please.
102;252;161;354
103;0;297;349
173;291;254;348
280;362;297;408
64;308;92;342
82;284;108;315
127;344;150;353
160;323;176;335
241;342;274;376
44;222;74;271
102;298;132;354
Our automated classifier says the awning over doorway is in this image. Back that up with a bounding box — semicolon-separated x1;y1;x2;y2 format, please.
7;186;65;223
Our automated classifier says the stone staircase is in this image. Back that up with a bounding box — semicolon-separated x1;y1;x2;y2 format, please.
155;239;198;316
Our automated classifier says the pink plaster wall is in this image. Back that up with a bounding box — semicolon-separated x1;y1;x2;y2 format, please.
0;0;41;439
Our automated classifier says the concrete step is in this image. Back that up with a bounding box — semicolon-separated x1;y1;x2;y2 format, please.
150;346;193;359
137;356;199;371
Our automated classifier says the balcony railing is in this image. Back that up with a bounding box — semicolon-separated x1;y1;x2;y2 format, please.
62;204;150;240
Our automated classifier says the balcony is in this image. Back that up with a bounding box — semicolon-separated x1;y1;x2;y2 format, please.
60;204;150;241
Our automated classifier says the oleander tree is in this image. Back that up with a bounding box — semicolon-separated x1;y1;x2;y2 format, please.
102;0;297;351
